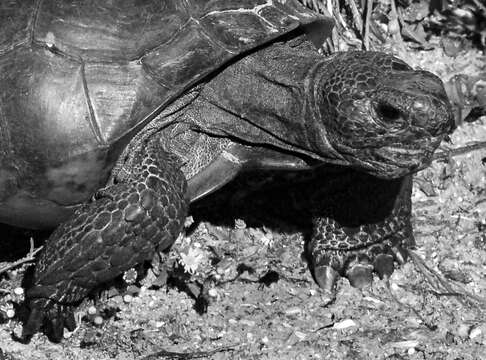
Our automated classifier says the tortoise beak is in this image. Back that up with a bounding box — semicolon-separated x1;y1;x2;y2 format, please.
383;70;455;136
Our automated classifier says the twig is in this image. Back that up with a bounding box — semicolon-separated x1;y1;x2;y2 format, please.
471;0;486;12
329;0;350;50
344;0;363;36
408;250;486;308
389;0;406;53
363;0;373;50
386;249;486;331
433;140;486;162
0;238;42;276
140;344;240;360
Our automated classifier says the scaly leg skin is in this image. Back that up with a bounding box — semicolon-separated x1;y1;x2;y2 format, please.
308;175;414;298
21;136;188;342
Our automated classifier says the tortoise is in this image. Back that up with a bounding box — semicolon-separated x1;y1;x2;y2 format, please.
0;0;454;342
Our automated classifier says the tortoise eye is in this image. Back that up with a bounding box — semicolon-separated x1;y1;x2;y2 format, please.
376;103;402;123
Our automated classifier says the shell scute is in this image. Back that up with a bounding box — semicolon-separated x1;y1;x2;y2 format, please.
141;19;230;88
0;0;35;54
34;0;188;61
84;61;171;142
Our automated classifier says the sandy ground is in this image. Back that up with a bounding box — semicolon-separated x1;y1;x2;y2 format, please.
0;39;485;360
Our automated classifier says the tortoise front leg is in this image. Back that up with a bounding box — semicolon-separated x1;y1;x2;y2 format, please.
308;175;414;296
22;136;188;342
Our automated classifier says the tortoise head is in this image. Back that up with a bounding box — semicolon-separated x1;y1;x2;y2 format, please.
314;51;454;179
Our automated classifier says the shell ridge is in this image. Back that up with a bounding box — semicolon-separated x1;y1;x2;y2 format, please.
28;0;43;45
135;16;193;63
201;0;279;32
80;61;106;145
191;18;237;55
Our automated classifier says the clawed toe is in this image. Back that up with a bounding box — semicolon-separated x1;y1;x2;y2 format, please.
21;299;77;343
314;265;339;293
345;262;373;288
372;253;395;279
64;308;77;332
311;236;412;293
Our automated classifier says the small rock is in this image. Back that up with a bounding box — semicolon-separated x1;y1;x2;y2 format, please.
469;327;482;339
333;319;356;330
155;321;164;328
123;294;133;303
294;331;306;340
388;340;420;349
208;288;218;298
127;285;140;295
259;234;273;247
261;336;269;344
457;323;470;338
286;287;296;296
285;307;302;316
363;296;384;305
93;316;103;326
184;216;194;227
6;309;15;318
239;319;255;327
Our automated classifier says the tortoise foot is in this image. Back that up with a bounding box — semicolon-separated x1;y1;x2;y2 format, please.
21;299;76;343
310;235;414;294
308;175;415;295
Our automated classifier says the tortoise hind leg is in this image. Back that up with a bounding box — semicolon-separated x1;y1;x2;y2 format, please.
21;136;188;342
308;175;414;296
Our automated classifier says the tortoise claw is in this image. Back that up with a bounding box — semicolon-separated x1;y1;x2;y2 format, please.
46;315;64;343
372;253;395;280
314;265;340;293
345;262;374;288
310;238;413;292
22;299;76;343
64;307;77;332
20;302;44;343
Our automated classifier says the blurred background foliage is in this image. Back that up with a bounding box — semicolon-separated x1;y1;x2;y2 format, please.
299;0;486;54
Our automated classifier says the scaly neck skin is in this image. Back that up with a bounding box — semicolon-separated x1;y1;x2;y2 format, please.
196;38;343;164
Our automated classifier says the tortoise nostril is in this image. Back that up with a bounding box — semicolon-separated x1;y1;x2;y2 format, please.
376;103;401;123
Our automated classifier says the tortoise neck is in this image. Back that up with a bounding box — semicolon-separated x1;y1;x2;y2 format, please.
198;39;341;162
